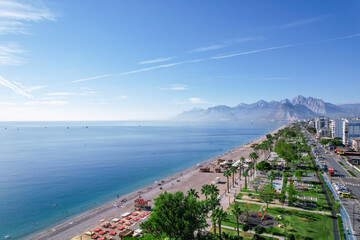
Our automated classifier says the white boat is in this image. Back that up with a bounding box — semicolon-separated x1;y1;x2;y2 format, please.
5;234;11;239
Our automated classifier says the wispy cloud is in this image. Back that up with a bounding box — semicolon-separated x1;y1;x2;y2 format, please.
189;97;206;104
161;84;187;91
187;44;225;53
275;16;327;29
0;43;24;65
46;92;76;96
117;95;128;99
0;0;55;35
0;102;16;105
25;85;45;92
25;100;68;105
77;33;360;82
138;57;174;65
0;74;33;98
73;74;112;83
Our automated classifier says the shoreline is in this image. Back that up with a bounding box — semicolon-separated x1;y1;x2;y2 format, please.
28;124;287;240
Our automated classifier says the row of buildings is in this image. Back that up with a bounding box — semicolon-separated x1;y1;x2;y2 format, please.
308;117;360;149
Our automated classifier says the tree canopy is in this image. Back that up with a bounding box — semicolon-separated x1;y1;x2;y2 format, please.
255;161;271;172
140;191;208;239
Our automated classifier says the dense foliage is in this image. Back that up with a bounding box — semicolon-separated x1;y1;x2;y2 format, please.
140;191;207;239
255;161;271;172
274;139;299;165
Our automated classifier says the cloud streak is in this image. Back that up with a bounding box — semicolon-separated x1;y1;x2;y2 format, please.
73;74;113;83
138;57;174;65
275;16;327;29
0;74;33;98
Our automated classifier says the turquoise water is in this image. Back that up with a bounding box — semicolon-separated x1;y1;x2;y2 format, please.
0;121;283;239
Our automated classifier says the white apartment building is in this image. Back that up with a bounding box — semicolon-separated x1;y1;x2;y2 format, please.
315;116;329;135
343;119;360;145
330;119;343;138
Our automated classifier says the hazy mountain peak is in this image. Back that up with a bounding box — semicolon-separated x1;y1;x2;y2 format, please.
175;95;359;122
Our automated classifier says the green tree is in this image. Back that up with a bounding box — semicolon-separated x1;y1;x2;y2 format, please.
249;152;259;176
267;171;276;184
230;167;236;186
231;203;243;237
259;183;276;208
208;184;219;196
293;170;303;181
141;191;208;239
223;169;232;193
201;184;211;200
212;208;228;239
243;171;249;189
255;161;271;172
237;157;245;180
187;188;199;199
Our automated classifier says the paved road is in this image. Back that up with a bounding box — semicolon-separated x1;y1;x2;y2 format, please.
303;129;359;240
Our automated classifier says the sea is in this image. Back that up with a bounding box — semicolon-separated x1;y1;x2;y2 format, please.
0;121;284;239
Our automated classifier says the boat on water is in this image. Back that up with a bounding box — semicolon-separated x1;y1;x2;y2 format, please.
5;234;11;239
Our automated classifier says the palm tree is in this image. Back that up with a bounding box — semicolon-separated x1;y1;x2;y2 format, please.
249;152;259;177
201;184;211;200
231;203;243;236
213;208;228;239
210;209;218;235
223;169;231;193
230;167;236;186
187;188;199;199
237;157;245;180
208;184;219;196
243;171;249;189
249;152;259;165
268;171;276;184
208;193;220;211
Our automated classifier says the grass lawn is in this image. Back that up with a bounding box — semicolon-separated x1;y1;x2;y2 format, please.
223;202;334;240
214;227;279;240
293;185;331;211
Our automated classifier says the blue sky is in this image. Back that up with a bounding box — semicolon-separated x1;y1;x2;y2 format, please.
0;0;360;120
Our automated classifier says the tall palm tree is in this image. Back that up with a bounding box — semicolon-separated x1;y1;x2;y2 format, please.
187;188;199;199
201;184;211;200
249;152;259;177
237;157;245;180
268;171;276;184
230;167;236;186
208;193;220;211
223;169;231;193
249;152;259;165
231;203;243;237
213;208;228;239
243;171;249;189
208;184;219;196
210;210;218;235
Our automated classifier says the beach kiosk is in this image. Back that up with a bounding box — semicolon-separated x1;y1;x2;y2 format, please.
134;198;149;210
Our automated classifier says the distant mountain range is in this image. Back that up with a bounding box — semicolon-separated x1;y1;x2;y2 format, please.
175;95;360;122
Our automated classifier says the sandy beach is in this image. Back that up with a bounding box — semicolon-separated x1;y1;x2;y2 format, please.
28;124;286;240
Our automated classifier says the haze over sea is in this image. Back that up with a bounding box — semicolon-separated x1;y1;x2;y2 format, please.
0;121;283;239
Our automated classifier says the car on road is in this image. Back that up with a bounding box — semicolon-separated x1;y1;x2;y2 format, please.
341;192;356;199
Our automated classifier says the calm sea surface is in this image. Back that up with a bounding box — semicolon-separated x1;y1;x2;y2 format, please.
0;121;284;239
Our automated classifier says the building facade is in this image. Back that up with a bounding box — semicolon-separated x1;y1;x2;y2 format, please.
315;116;329;136
343;119;360;145
330;119;344;139
352;138;360;152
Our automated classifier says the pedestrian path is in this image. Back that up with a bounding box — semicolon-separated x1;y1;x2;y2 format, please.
221;225;285;240
234;199;333;215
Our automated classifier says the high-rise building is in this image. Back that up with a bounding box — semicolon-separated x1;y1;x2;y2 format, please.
315;116;329;136
330;119;343;138
343;119;360;145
